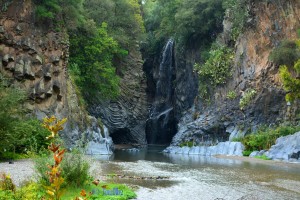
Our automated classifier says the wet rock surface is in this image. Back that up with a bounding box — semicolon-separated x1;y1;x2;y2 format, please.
164;142;244;156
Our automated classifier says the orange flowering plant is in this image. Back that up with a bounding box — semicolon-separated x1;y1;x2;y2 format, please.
42;116;67;200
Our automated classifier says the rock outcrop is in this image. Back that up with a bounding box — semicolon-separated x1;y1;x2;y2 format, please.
265;132;300;162
0;0;113;154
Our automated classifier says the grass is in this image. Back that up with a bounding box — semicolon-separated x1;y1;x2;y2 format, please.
0;182;137;200
63;183;137;200
254;155;271;160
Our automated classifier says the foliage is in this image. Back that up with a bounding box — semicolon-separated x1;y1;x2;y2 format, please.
61;152;90;187
0;76;50;160
222;0;251;41
0;173;15;192
226;90;237;99
269;40;300;67
35;154;52;185
194;44;234;99
179;141;194;148
34;0;61;20
42;116;67;200
69;23;127;101
254;155;271;160
33;0;85;30
279;60;300;102
241;125;300;152
242;150;252;157
143;0;225;55
239;89;257;110
84;0;145;48
0;181;46;200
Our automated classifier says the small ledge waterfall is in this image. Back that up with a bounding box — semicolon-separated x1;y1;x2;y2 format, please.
146;39;177;144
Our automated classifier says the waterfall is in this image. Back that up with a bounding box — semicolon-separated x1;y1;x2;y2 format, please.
146;39;177;144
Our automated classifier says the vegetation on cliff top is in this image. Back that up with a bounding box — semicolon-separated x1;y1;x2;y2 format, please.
33;0;144;102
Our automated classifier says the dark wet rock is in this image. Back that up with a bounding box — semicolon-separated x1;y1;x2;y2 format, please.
265;132;300;162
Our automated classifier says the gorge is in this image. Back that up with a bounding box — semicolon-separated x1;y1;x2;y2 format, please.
1;0;300;160
1;0;300;199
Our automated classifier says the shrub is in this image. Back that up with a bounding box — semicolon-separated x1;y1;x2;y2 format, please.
0;173;15;192
239;89;256;110
279;59;300;102
195;44;234;100
0;75;51;160
35;151;90;188
241;125;300;152
269;40;300;67
61;152;90;187
179;141;194;148
242;150;252;157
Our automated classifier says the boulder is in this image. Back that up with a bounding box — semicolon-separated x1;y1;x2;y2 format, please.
265;132;300;162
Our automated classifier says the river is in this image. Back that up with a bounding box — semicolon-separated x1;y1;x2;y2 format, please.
91;145;300;200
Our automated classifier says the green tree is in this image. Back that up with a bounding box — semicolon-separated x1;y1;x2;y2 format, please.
142;0;225;60
84;0;145;48
69;23;128;101
33;0;85;30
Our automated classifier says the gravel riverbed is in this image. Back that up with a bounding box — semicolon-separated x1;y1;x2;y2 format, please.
1;156;300;200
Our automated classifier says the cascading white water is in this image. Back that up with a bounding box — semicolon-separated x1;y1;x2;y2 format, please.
146;39;177;144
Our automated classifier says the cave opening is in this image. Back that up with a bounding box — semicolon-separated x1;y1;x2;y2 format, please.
110;128;135;144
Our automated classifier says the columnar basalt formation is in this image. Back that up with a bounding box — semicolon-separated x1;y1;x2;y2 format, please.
0;1;112;152
89;49;148;145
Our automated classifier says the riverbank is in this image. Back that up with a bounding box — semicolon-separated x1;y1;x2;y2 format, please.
1;155;300;200
214;155;300;167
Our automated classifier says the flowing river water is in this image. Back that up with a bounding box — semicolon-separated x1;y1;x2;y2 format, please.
91;145;300;200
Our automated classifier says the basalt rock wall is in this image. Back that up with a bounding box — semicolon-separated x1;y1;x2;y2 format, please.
0;0;110;151
89;48;148;145
170;0;300;146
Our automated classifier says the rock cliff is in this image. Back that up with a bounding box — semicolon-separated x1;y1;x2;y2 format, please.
0;0;112;153
89;47;148;145
169;0;300;147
